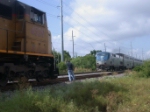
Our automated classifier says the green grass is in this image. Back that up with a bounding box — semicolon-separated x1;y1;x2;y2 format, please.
0;72;150;112
59;67;95;75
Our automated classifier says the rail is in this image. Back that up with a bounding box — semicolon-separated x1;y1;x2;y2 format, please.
0;71;125;92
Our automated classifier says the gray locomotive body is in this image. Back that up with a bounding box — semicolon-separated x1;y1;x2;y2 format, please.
96;52;143;71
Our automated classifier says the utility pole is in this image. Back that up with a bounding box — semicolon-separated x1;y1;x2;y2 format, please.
104;43;106;52
119;47;120;53
72;30;75;58
60;0;64;62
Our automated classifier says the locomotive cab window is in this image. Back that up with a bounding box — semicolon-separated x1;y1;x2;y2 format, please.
30;7;45;24
17;4;25;19
0;4;12;19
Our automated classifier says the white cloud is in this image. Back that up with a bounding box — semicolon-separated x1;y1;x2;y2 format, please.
53;0;150;58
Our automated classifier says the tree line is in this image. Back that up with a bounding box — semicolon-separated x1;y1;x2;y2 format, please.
52;50;101;73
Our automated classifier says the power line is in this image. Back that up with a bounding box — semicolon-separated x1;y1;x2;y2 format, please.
63;12;102;42
36;0;58;8
62;21;95;49
63;1;108;36
46;13;58;18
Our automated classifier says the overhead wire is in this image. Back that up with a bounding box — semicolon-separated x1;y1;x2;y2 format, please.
36;0;58;8
63;0;141;53
63;1;108;37
36;0;116;52
37;0;132;55
61;18;96;50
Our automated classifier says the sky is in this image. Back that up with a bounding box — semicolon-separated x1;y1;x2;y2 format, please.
19;0;150;60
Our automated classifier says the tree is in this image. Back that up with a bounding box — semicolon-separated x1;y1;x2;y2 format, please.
52;50;71;62
58;62;67;72
90;50;102;56
63;50;71;61
71;55;96;71
52;50;61;64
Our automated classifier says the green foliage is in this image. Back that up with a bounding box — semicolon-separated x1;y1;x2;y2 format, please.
58;62;67;71
63;50;71;61
71;55;96;71
53;50;99;73
133;60;150;78
1;76;150;112
52;50;61;64
52;50;71;64
90;50;101;56
133;65;143;72
0;79;127;112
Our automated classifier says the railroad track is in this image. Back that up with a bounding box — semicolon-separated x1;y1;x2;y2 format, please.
0;71;125;92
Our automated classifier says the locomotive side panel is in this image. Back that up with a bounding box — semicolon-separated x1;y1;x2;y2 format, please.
15;21;25;38
25;22;49;54
0;18;15;51
48;31;52;54
0;29;7;50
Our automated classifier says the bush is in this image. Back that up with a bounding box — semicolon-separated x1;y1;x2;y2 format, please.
71;55;96;70
133;65;143;72
58;62;67;71
134;60;150;78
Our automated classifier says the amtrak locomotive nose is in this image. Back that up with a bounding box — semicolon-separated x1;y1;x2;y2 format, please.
96;52;110;70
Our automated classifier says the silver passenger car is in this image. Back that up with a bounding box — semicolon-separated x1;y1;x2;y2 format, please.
96;52;143;71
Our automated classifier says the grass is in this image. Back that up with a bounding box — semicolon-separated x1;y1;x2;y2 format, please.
0;72;150;112
59;68;96;75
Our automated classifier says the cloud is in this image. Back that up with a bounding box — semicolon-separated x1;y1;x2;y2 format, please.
53;0;150;58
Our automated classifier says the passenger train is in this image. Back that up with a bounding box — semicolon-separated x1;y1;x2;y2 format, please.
0;0;59;86
96;51;143;71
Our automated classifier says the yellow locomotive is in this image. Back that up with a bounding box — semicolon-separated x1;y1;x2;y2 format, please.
0;0;59;86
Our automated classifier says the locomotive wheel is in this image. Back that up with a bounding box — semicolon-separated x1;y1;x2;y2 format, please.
36;76;43;82
0;73;8;86
17;76;29;89
18;76;28;84
36;72;44;82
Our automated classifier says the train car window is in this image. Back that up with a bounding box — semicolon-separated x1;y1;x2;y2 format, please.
120;61;123;65
116;55;121;58
111;54;116;57
30;7;45;24
0;4;12;19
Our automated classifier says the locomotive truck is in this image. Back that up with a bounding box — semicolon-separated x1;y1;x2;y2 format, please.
0;0;59;86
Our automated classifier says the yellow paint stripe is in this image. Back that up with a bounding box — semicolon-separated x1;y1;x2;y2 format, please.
0;50;54;57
